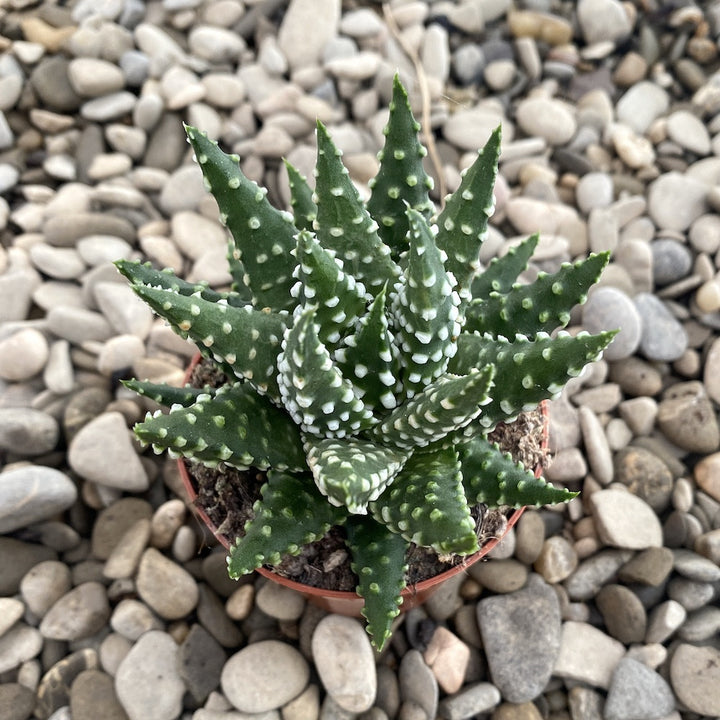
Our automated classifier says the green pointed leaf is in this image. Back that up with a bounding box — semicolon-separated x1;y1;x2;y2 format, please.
134;383;307;472
436;126;501;294
346;515;408;651
449;330;617;429
370;447;478;555
284;159;317;232
314;122;401;294
115;259;249;307
278;307;376;438
306;437;408;514
227;471;346;577
125;282;289;401
460;435;577;507
293;230;368;347
123;379;213;408
366;74;434;256
185;125;298;312
392;208;462;398
335;285;401;412
464;252;611;337
371;367;495;451
471;233;540;298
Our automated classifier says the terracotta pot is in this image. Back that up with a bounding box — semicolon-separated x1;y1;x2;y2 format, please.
178;355;548;616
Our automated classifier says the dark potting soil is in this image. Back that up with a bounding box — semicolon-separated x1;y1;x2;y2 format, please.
187;358;549;591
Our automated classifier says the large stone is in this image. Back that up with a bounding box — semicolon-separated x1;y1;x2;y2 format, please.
605;658;675;720
39;582;110;641
670;644;720;716
136;548;199;620
221;640;310;713
0;466;76;534
589;489;663;549
312;616;377;713
115;632;185;720
277;0;340;69
477;575;560;702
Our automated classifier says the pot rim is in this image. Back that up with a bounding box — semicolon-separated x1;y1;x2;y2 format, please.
177;354;548;601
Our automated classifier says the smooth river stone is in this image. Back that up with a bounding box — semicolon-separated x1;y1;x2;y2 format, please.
0;466;77;534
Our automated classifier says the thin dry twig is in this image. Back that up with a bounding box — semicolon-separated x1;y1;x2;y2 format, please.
382;3;447;207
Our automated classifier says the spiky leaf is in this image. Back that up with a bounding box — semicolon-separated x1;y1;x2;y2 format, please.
135;383;307;471
335;285;400;411
347;516;408;651
125;283;289;401
284;159;316;232
185;125;298;312
306;437;408;514
314;122;400;293
435;126;501;294
460;435;577;506
292;230;368;347
366;75;434;255
464;252;610;337
449;330;617;429
372;367;495;450
115;259;250;307
371;447;478;554
227;471;346;576
278;307;375;437
122;379;212;408
471;233;540;298
392;208;462;398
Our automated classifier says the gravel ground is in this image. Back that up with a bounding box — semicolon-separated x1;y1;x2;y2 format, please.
1;1;720;719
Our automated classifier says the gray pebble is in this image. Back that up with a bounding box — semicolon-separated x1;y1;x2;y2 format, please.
399;650;438;720
633;293;688;361
437;683;501;720
580;284;639;360
651;238;692;286
0;465;74;533
604;657;675;720
39;582;110;641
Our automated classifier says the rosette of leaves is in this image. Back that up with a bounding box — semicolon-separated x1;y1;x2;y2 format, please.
117;76;615;650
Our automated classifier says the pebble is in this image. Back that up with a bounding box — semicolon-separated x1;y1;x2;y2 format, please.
196;583;243;648
19;560;72;618
647;172;708;232
221;640;309;714
633;293;688;362
255;581;306;621
553;621;625;689
0;598;24;637
577;0;632;44
0;408;59;458
595;584;647;643
438;683;501;720
67;58;125;97
39;582;110;641
694;452;720;502
443;107;508;152
110;599;163;641
578;406;613;485
589;489;662;549
533;537;578;583
672;548;720;582
0;328;49;381
477;576;560;703
399;650;438;720
68;412;149;492
667;110;711;155
277;0;340;70
581;287;640;360
115;631;185;720
515;97;576;145
423;627;470;695
103;518;151;580
179;624;226;704
604;658;675;720
0;538;57;596
0;683;35;720
136;548;199;620
0;466;76;534
312;616;376;713
613;446;673;512
0;624;43;674
615;81;669;134
670;644;720;716
35;648;98;720
94;282;154;338
657;382;720;454
469;558;528;593
70;669;128;720
618;547;673;586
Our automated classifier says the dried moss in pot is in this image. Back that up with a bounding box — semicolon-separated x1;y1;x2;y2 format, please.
117;75;615;650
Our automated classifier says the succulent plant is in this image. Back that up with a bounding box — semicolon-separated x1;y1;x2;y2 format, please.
117;76;615;650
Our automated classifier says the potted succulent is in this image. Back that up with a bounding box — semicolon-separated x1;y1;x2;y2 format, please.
117;76;614;650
